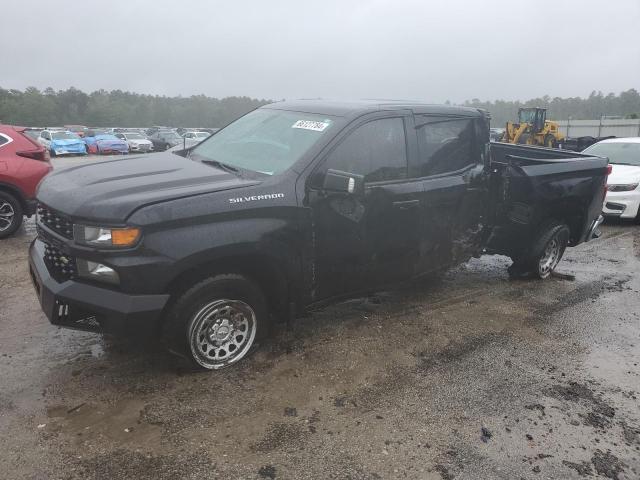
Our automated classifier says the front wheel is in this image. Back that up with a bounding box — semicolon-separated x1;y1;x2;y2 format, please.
510;222;570;279
162;274;269;370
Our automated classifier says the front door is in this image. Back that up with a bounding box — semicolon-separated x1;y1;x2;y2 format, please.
305;115;423;301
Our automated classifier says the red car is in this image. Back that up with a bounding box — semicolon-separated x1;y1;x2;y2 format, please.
0;125;52;238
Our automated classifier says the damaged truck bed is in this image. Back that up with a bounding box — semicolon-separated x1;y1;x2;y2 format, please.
29;100;609;369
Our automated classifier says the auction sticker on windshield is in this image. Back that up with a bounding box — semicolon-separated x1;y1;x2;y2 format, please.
292;120;330;132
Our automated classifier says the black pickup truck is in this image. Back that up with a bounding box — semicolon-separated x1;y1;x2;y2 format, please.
29;100;608;370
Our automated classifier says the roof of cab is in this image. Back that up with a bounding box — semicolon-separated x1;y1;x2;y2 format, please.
262;99;484;119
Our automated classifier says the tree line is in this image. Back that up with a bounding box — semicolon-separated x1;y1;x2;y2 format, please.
1;86;638;128
462;89;640;126
0;87;270;128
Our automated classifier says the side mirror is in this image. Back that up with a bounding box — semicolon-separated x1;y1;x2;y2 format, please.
323;169;364;195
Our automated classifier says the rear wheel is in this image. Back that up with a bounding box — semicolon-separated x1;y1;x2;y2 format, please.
162;274;269;370
509;222;570;279
517;133;531;145
0;192;23;239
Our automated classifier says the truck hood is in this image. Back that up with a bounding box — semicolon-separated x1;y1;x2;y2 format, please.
37;152;261;222
608;164;640;185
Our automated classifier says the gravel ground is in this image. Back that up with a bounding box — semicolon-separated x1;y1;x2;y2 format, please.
1;154;639;479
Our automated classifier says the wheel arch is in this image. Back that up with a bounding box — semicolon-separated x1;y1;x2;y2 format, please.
535;197;585;246
0;181;28;211
164;252;292;322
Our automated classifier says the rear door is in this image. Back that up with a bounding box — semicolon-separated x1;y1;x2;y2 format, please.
411;114;488;269
305;113;424;300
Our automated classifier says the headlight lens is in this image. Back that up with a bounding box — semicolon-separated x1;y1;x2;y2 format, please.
607;183;639;192
77;259;120;284
75;225;141;247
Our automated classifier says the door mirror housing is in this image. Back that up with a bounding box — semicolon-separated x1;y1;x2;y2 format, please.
323;169;365;195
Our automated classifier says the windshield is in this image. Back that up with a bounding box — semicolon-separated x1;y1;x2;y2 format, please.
518;109;537;124
52;131;79;140
126;133;145;139
583;142;640;166
190;109;335;175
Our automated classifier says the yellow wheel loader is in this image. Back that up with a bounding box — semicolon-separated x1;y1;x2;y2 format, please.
502;108;564;148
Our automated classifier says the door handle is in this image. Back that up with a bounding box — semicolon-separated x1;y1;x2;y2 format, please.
392;199;420;210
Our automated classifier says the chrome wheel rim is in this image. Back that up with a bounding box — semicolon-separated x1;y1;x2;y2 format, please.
538;237;561;278
0;201;15;232
188;299;256;369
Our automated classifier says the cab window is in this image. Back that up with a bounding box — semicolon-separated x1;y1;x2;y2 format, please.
320;117;407;184
414;116;475;177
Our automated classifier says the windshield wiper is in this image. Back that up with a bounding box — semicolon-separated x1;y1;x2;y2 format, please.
191;153;240;174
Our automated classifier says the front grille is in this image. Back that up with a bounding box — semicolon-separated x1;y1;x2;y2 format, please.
37;204;74;239
43;242;77;282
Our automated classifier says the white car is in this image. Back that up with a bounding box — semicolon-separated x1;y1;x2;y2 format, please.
182;131;211;142
582;137;640;220
114;132;154;153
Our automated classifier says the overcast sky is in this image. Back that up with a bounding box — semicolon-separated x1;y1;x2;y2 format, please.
2;0;638;103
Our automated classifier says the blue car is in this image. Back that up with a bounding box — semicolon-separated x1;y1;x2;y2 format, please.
37;130;87;156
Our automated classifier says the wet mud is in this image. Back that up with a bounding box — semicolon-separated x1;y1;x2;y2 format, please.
1;218;640;479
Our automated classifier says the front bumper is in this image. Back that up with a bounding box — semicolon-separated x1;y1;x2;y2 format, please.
130;143;153;152
97;143;129;154
52;145;86;155
602;190;640;219
29;238;169;334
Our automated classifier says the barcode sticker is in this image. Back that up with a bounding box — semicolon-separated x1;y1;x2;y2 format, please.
292;120;330;132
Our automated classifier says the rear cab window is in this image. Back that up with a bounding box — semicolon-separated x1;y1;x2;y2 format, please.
412;115;478;177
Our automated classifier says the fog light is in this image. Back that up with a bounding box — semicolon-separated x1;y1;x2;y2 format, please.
77;259;120;285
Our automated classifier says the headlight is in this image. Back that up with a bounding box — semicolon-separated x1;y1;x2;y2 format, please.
607;183;639;192
77;259;119;284
74;225;141;247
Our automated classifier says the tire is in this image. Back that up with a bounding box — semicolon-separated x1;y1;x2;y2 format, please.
544;135;557;148
49;148;57;157
517;133;531;145
165;143;171;151
510;222;570;279
162;274;269;370
0;191;24;239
